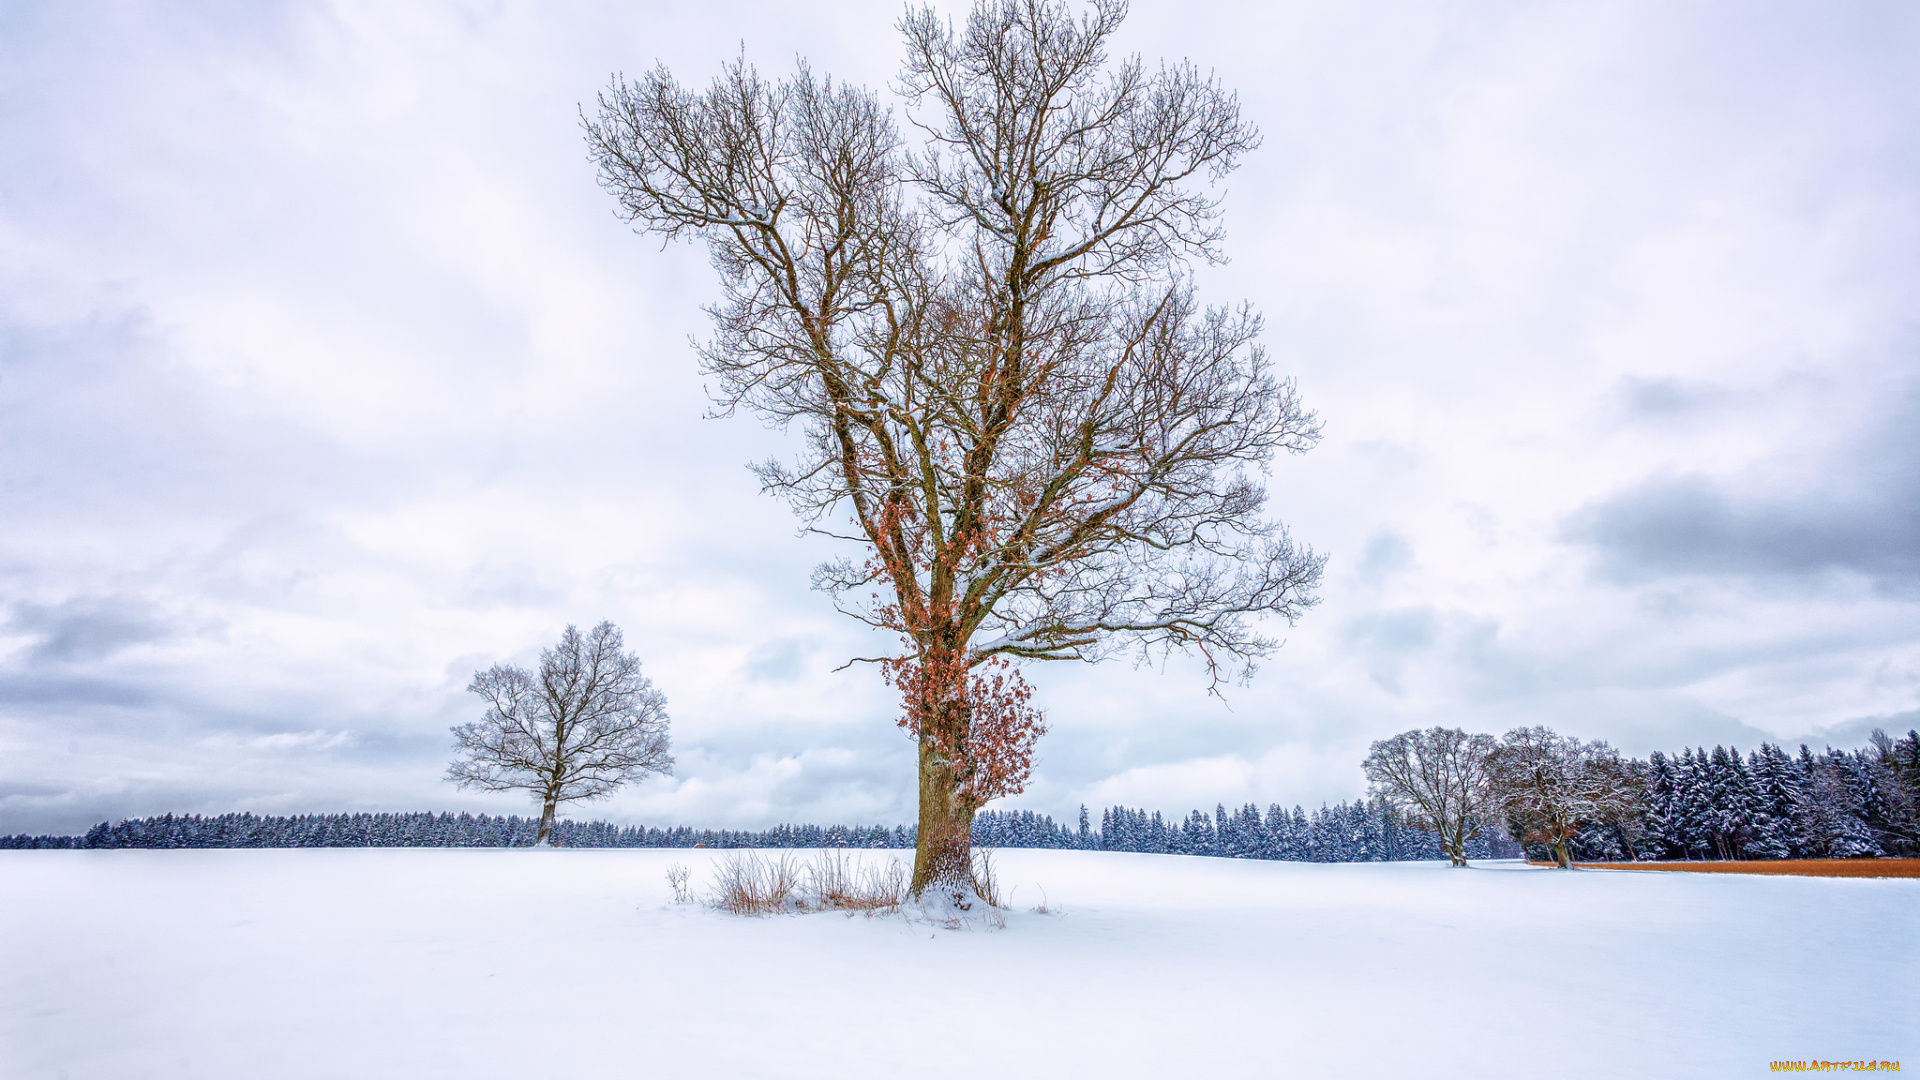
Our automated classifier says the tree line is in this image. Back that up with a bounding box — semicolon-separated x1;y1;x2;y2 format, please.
0;812;910;851
1093;801;1523;861
1574;738;1917;863
1364;724;1919;867
13;729;1908;861
0;801;1523;860
940;801;1525;861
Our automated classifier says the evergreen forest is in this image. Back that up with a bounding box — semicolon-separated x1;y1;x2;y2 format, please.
7;732;1913;864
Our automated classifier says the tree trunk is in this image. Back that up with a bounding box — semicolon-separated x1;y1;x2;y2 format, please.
911;735;977;899
536;796;558;846
1553;836;1571;868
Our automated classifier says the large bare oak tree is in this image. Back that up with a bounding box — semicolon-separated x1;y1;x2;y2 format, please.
1363;727;1498;867
586;0;1322;895
1487;726;1637;869
448;621;673;845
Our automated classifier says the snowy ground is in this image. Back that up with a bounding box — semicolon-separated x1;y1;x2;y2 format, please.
2;849;1912;1079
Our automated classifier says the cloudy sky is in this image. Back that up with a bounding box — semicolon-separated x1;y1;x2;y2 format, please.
3;0;1917;835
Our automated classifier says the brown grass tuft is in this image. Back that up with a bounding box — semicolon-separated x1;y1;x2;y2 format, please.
707;850;909;915
971;847;1005;908
709;851;802;914
809;848;909;912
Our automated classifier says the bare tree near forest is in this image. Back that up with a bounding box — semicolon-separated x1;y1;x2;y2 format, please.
1486;726;1637;869
585;0;1323;897
1866;728;1920;854
448;622;673;846
1363;727;1498;867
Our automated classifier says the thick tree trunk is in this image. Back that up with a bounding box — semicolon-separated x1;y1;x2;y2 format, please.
536;796;558;846
1553;837;1571;868
911;736;977;899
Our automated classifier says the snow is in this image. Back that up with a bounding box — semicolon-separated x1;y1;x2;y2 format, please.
1;849;1912;1078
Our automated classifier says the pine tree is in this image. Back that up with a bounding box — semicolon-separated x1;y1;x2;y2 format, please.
1641;751;1681;860
1289;805;1311;861
1215;804;1236;858
1236;803;1267;859
1260;806;1283;859
1800;749;1883;858
1701;745;1758;859
1181;809;1216;857
1744;744;1802;860
1672;749;1712;858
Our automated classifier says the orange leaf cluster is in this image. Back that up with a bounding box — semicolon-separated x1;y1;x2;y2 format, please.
882;651;1046;806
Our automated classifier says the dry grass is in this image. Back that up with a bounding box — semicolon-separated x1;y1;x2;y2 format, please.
709;851;803;915
707;850;910;915
970;849;1009;927
971;848;1004;908
809;848;909;912
1534;858;1920;879
704;848;1025;922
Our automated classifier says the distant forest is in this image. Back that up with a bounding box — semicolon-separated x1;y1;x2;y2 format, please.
1;799;1519;861
6;732;1913;863
1567;736;1918;862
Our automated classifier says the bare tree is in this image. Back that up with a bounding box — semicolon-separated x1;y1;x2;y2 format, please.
1588;754;1650;860
585;0;1322;896
1486;726;1636;869
448;622;673;845
1865;728;1920;856
1363;727;1498;867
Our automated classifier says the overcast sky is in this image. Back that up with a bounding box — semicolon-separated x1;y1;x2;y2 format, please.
3;0;1917;835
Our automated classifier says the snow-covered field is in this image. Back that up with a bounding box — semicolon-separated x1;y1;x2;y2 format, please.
2;849;1912;1079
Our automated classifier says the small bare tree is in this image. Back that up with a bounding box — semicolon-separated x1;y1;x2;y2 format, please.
586;0;1322;897
1363;727;1497;867
448;621;673;845
1486;726;1635;869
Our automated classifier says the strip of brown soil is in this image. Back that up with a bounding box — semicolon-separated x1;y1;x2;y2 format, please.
1527;859;1920;878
